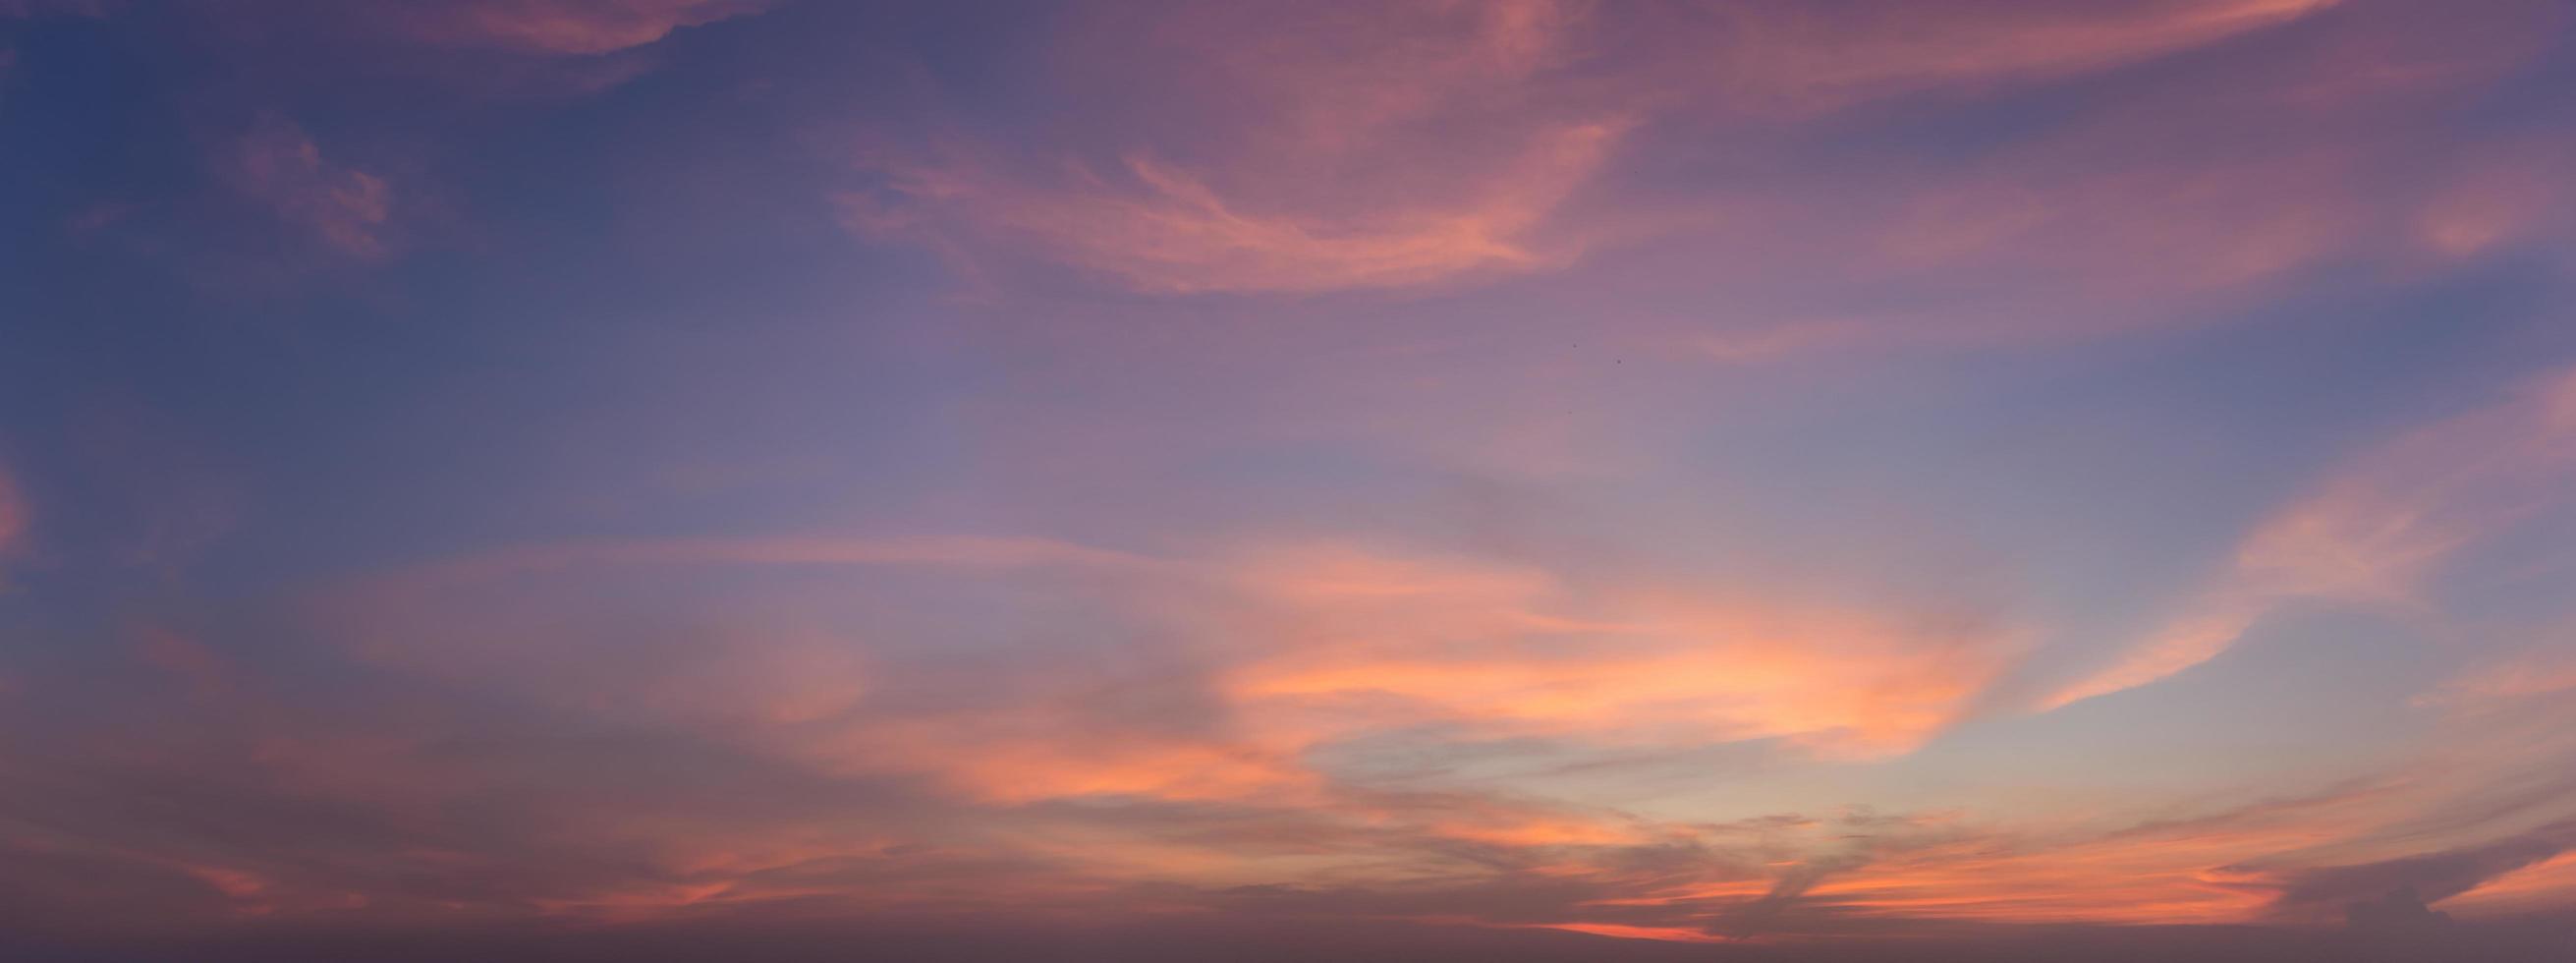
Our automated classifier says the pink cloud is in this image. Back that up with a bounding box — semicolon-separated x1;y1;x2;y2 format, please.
221;115;398;259
845;1;1627;295
375;0;771;55
839;0;2369;301
1213;543;2013;761
847;122;1624;296
1676;0;2343;109
316;530;2015;843
2416;635;2576;711
15;529;2561;940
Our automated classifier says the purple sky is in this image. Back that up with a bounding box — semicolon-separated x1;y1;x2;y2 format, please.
3;1;2576;960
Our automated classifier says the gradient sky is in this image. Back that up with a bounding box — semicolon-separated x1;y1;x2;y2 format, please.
5;2;2576;960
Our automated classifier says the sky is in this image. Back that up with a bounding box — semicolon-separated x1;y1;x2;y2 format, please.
3;1;2576;960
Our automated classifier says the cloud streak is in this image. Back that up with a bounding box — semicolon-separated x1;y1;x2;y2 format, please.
837;0;2392;303
2044;365;2576;709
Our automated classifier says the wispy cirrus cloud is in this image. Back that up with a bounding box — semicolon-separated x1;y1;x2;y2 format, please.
1215;543;2010;762
2416;635;2576;712
2043;365;2576;709
838;0;2370;302
844;122;1625;296
842;0;1625;295
1657;0;2345;109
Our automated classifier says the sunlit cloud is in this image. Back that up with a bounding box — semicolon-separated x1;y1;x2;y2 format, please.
1219;544;2010;761
321;534;2006;802
2447;849;2576;919
2416;638;2576;711
842;0;1626;295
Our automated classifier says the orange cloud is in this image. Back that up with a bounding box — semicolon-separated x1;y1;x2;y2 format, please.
317;533;1307;818
1514;921;1733;943
1215;544;2010;761
311;530;2015;864
1779;780;2426;928
840;0;2378;301
848;122;1622;296
2446;850;2576;919
250;527;2571;935
780;708;1317;808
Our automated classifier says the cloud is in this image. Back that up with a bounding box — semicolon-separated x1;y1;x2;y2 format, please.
322;533;2008;808
2415;637;2576;712
10;3;2576;952
836;0;2381;301
847;123;1623;296
2247;822;2576;926
0;462;26;561
336;0;771;55
1780;782;2399;928
263;525;2576;942
2443;851;2576;920
220;115;399;259
3;536;2564;951
62;529;1985;936
1672;0;2344;109
1218;544;2011;761
342;534;1156;595
2043;365;2576;709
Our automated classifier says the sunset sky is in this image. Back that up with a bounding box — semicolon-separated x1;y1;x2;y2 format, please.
4;2;2576;960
